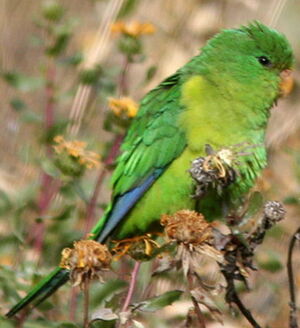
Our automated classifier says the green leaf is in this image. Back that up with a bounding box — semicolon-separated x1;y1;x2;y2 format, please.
118;36;142;56
117;0;139;18
0;316;15;328
42;1;65;22
10;98;27;111
0;189;12;215
135;290;183;312
3;72;45;92
90;321;116;328
20;111;43;123
283;196;300;205
79;66;102;85
60;52;83;66
144;65;157;83
47;25;71;57
257;251;283;273
41;158;61;178
51;205;75;221
56;323;80;328
41;119;69;144
91;279;127;307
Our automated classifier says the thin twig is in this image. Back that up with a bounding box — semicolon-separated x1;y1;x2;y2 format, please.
31;63;60;261
121;261;141;313
69;286;79;321
222;269;261;328
83;278;90;328
119;56;130;96
187;272;206;328
287;227;300;328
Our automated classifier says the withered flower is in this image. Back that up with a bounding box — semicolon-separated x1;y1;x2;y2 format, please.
160;210;224;323
53;135;100;175
112;234;160;261
189;146;236;198
161;210;224;276
60;240;112;288
111;21;155;37
108;97;139;118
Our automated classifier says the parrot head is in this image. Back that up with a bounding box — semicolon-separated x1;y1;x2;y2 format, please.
197;21;294;104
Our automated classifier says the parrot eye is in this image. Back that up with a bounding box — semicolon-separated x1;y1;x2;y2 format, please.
258;56;272;67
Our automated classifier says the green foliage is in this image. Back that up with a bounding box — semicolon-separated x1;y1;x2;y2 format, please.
3;72;45;92
42;1;65;22
134;290;184;312
117;0;140;19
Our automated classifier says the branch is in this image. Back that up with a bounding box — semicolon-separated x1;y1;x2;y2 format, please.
187;272;206;328
222;267;261;328
287;227;300;328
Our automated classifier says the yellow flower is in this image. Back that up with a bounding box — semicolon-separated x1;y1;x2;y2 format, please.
53;135;100;170
108;97;139;118
111;21;155;37
60;240;112;287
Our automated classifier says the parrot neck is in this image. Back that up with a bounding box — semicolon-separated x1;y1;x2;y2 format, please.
179;74;271;153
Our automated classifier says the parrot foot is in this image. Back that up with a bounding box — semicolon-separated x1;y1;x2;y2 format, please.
111;234;161;260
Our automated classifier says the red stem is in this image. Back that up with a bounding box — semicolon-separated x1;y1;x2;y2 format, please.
31;63;59;260
121;261;141;313
119;56;130;96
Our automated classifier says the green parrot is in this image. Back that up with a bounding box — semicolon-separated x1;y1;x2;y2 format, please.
6;21;293;318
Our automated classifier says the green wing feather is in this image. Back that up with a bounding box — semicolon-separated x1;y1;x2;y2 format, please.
111;73;187;196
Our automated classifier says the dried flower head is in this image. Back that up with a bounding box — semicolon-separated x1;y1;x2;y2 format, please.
60;240;112;288
161;210;212;245
159;210;224;321
161;210;224;277
112;234;160;261
189;147;236;198
108;97;139;118
53;135;100;174
111;21;155;37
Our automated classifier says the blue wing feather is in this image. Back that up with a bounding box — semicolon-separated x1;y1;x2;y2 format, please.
97;168;163;243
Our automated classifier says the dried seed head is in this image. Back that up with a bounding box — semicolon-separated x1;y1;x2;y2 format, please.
189;148;236;198
161;210;212;245
264;201;285;223
60;240;112;288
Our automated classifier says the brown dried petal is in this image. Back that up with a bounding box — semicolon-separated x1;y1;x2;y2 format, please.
161;210;212;244
60;240;112;287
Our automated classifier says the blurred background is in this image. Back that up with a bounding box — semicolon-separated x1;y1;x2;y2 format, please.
0;0;300;327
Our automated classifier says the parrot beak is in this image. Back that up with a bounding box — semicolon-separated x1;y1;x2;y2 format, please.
279;69;294;97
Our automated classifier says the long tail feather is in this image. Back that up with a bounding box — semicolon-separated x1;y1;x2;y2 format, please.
6;267;69;318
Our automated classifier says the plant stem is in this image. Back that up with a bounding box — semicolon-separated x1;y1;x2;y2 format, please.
222;269;261;328
83;278;90;328
32;63;59;261
121;261;141;313
287;227;300;328
187;272;206;328
119;56;130;96
69;286;79;321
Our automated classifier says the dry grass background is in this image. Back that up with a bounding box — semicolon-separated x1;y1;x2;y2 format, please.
1;0;300;327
